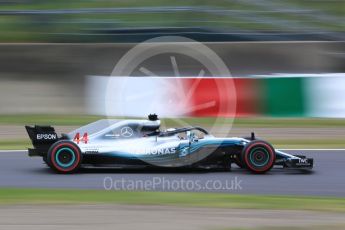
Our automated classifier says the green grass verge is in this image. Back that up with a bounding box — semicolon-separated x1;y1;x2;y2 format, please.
0;114;105;126
0;139;31;150
0;188;345;212
273;139;345;149
2;114;345;128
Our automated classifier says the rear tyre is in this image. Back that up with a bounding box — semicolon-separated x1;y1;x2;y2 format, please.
241;140;275;174
47;140;82;174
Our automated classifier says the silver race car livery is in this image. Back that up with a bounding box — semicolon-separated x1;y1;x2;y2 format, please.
25;114;313;174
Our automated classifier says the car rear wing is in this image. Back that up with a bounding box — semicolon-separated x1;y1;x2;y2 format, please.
25;125;59;157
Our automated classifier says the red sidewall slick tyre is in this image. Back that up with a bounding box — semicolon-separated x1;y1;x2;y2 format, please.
47;141;82;173
242;141;275;174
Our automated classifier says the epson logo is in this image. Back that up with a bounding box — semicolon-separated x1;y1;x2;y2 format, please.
36;133;57;140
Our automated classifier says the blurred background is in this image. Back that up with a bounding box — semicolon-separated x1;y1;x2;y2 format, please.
0;0;344;42
0;3;345;229
0;0;344;149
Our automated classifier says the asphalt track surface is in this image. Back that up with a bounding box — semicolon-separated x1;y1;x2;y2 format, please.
0;150;344;196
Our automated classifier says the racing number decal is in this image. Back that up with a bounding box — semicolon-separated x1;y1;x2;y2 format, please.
73;133;80;143
82;133;89;144
73;132;88;144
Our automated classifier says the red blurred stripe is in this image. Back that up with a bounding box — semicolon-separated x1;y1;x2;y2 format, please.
181;78;260;117
233;78;261;117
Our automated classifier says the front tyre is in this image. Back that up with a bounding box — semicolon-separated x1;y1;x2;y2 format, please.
241;140;275;174
47;140;82;174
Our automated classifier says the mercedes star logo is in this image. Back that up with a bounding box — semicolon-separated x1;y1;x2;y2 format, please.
120;126;134;138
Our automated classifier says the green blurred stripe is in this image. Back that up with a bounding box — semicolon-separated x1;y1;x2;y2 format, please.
262;77;306;117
